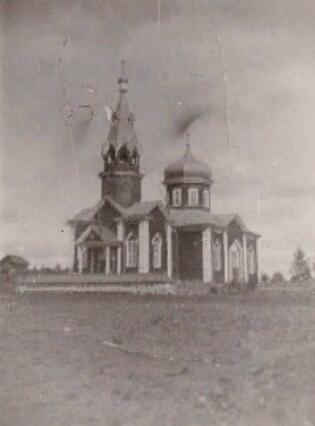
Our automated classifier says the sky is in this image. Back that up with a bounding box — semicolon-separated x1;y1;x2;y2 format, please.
1;0;315;276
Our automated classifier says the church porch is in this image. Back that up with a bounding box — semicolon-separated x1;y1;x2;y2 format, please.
77;242;122;275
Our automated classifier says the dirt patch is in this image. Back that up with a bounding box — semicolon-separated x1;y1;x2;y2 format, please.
1;291;315;425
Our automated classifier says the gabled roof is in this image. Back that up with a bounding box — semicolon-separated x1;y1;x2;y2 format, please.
75;224;117;246
166;208;223;228
69;195;259;236
166;209;259;236
102;195;127;215
213;214;249;231
214;213;260;236
68;200;103;224
121;200;163;220
68;195;126;225
0;255;29;267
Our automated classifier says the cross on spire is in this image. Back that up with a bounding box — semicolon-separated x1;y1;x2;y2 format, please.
121;59;126;77
185;131;190;148
118;59;128;93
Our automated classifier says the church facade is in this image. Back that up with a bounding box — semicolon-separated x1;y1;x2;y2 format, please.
68;66;260;285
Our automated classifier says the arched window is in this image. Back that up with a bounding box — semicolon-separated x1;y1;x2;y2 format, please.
248;245;255;275
213;239;222;271
125;233;138;268
172;188;182;207
152;233;162;269
203;189;210;208
131;148;139;166
188;187;199;206
118;145;129;162
104;144;116;167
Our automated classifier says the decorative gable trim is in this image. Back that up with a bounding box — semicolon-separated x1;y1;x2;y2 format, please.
119;201;168;222
101;195;127;216
75;225;102;246
230;215;249;232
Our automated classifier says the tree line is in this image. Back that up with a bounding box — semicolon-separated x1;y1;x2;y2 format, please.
262;247;313;285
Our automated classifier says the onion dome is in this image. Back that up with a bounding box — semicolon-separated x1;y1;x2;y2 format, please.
164;143;212;185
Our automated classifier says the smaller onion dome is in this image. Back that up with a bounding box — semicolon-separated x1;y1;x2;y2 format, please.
164;144;212;185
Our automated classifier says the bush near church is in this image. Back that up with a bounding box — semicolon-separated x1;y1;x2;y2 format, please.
290;248;312;284
271;271;286;285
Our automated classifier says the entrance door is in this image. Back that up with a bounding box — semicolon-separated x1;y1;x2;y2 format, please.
178;231;203;281
88;248;100;273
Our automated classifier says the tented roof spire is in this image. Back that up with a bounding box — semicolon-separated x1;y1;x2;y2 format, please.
102;61;140;158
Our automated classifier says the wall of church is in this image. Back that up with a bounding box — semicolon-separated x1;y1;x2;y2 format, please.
73;224;89;272
247;238;258;286
212;231;224;283
101;174;142;208
172;230;179;278
148;208;167;273
73;246;78;272
228;220;259;285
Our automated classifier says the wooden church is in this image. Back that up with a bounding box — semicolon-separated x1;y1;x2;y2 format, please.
68;65;260;285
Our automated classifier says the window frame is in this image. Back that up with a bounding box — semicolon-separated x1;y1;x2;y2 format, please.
152;233;162;269
172;188;182;207
125;233;138;268
188;187;199;206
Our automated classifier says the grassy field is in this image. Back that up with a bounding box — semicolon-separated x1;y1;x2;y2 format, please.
1;285;315;426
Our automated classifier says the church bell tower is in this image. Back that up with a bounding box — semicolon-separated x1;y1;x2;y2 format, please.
99;61;143;208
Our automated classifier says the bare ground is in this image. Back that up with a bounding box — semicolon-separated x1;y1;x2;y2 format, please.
1;289;315;426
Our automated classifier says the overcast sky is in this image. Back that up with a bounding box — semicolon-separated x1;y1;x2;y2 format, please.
1;0;315;275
